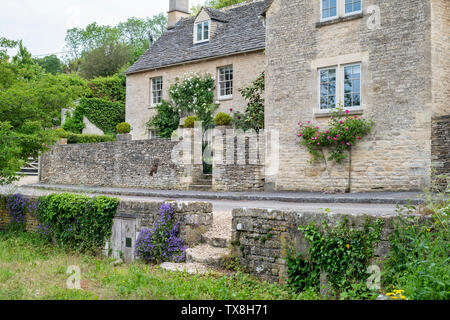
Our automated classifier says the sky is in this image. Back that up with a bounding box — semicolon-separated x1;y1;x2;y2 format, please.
0;0;204;57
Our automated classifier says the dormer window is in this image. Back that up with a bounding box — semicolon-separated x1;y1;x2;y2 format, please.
195;21;210;44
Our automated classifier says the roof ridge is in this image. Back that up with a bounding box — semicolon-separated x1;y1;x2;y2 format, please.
221;0;266;11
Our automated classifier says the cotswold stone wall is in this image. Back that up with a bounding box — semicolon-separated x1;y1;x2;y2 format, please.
264;0;448;192
117;199;213;247
231;208;428;283
40;139;195;190
212;127;265;191
431;116;450;190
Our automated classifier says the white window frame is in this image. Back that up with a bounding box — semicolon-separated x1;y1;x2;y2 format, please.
320;0;339;22
150;77;163;107
218;65;233;100
148;129;159;140
318;66;338;110
320;0;363;21
194;21;210;44
317;63;362;112
341;63;362;109
342;0;363;17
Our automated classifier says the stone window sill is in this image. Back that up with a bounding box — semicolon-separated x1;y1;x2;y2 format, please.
314;109;363;119
316;13;364;28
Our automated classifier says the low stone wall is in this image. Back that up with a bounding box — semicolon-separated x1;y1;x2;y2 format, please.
231;208;428;284
212;127;265;191
0;194;212;263
40;139;196;190
116;199;213;247
431;116;450;191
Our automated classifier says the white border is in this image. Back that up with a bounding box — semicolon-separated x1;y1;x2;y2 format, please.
317;66;338;110
342;0;363;17
194;20;211;44
340;62;362;109
150;76;163;107
320;0;339;22
217;65;233;100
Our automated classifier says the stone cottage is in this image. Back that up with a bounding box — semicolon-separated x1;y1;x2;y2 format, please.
262;0;449;192
125;0;268;140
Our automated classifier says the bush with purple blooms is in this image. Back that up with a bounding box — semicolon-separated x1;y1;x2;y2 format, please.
135;203;186;263
6;194;29;231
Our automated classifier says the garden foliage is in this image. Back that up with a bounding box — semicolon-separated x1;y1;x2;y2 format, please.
135;203;186;263
36;193;119;252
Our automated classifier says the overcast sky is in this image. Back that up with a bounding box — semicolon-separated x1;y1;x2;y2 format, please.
0;0;204;57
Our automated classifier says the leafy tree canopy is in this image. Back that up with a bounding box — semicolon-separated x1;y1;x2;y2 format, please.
191;0;247;14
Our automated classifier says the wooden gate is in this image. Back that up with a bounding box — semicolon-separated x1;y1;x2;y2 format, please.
109;217;137;263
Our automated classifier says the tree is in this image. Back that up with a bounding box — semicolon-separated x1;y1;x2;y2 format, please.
34;55;63;75
64;15;168;63
191;0;246;14
79;43;132;79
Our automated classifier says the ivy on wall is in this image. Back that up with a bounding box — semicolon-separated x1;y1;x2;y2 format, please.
86;74;126;103
63;97;125;135
36;193;119;252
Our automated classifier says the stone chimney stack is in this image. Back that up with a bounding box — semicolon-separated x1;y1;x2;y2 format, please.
168;0;190;29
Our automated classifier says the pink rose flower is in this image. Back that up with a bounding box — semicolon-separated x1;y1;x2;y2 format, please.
345;110;350;114
357;136;361;140
327;136;331;140
230;108;233;112
339;121;343;124
346;143;351;146
333;137;337;141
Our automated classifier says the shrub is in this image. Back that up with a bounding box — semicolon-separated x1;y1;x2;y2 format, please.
297;106;374;164
383;203;449;300
5;194;29;231
54;128;68;139
232;72;265;132
184;116;200;129
169;73;218;126
116;122;131;134
214;112;232;126
86;74;126;103
62;109;85;134
147;100;180;139
135;203;186;263
65;133;115;144
287;217;384;299
36;193;119;252
78;98;125;135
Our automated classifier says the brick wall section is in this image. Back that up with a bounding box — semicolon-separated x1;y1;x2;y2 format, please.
40;139;198;190
212;127;265;191
431;116;450;190
117;199;213;247
231;208;430;283
264;0;448;192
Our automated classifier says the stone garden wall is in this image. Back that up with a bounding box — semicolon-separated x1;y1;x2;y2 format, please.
212;127;265;191
231;208;429;284
431;115;450;191
40;139;196;190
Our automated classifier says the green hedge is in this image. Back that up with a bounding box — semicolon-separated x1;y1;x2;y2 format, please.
36;193;119;252
63;98;125;135
86;74;126;103
55;128;115;144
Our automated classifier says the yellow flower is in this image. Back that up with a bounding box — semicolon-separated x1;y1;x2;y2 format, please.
400;295;406;300
346;244;350;249
386;293;394;296
391;296;399;299
427;228;431;232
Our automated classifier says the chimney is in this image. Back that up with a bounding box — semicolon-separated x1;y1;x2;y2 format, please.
168;0;190;29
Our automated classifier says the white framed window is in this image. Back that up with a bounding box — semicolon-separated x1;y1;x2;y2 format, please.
194;21;210;44
321;0;338;21
343;63;361;108
319;67;337;110
150;77;162;106
218;66;233;100
318;63;362;111
344;0;362;15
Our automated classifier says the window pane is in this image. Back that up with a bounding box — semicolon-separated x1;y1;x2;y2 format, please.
354;1;361;11
197;24;202;41
203;22;209;40
219;66;233;97
319;68;336;110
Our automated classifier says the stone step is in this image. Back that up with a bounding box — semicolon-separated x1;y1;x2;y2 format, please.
195;179;213;184
159;262;209;275
186;244;229;267
201;233;230;248
190;185;212;191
